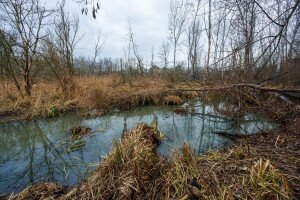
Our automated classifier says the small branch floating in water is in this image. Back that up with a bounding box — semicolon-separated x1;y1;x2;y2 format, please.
70;126;92;140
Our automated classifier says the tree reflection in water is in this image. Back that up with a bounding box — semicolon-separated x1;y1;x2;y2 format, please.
0;102;274;195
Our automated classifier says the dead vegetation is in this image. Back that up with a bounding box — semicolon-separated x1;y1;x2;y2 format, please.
63;123;166;200
7;183;68;200
2;74;297;123
0;75;176;122
165;145;293;199
70;126;92;140
163;95;184;105
7;124;299;199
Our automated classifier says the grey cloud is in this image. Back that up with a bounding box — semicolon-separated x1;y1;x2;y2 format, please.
65;0;170;59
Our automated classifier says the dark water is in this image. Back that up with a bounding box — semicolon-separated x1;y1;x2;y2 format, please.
0;102;274;195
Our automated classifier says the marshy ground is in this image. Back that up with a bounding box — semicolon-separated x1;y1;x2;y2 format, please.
0;75;299;199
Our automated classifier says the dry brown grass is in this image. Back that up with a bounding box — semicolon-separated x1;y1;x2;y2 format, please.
164;144;294;200
62;123;167;200
163;95;184;105
0;75;173;121
8;183;68;200
250;159;290;199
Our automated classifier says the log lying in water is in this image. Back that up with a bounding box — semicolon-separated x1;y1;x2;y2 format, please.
213;131;245;140
176;84;300;108
283;92;300;99
175;84;300;94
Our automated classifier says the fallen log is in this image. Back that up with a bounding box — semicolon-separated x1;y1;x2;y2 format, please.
213;131;244;140
175;84;300;94
283;92;300;100
175;83;300;109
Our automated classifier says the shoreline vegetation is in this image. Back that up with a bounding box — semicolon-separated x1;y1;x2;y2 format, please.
0;75;182;123
1;75;298;123
1;76;299;199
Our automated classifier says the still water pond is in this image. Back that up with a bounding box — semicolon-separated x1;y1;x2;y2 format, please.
0;102;273;194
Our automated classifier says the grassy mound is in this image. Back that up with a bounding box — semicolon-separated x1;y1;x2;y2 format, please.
64;123;166;199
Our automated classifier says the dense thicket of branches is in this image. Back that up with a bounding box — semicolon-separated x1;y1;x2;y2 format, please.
164;0;300;83
0;0;81;97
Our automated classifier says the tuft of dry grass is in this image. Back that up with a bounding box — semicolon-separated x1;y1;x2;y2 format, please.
163;95;184;105
63;123;167;200
8;183;68;200
250;159;291;199
165;145;204;199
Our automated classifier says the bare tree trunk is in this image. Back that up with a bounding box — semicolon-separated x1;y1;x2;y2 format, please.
24;45;32;96
24;65;32;96
205;0;212;82
168;0;189;69
128;22;143;75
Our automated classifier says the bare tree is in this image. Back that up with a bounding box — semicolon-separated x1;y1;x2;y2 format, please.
158;41;171;68
287;4;300;59
41;0;82;99
0;0;52;96
187;0;202;78
204;0;212;81
235;0;256;70
168;0;190;68
150;47;155;67
127;22;143;74
0;30;22;92
53;0;81;76
42;36;65;94
90;33;106;74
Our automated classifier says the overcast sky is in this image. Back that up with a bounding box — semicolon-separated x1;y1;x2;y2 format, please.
65;0;170;59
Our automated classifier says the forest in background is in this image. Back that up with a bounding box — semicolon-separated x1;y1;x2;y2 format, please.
0;0;299;98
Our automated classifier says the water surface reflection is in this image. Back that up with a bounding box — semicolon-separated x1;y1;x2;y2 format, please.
0;102;273;194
